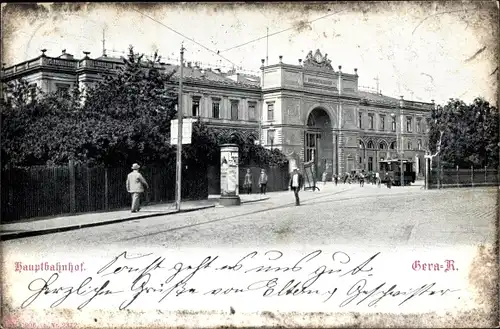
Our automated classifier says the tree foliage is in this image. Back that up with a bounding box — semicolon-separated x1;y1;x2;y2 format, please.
1;46;288;168
427;98;499;168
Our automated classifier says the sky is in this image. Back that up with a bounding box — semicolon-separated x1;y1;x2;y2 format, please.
1;1;498;105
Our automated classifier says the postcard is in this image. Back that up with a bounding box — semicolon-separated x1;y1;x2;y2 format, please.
1;2;498;328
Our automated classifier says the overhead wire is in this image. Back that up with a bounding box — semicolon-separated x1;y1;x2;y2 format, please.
130;8;237;68
218;9;345;53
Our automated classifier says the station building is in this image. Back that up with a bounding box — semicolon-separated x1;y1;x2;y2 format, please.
1;48;433;178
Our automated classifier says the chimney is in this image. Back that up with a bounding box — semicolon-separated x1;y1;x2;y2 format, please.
354;68;358;76
299;59;302;65
338;65;342;72
279;55;283;63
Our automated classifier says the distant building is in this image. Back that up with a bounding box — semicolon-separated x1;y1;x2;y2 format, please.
1;49;433;177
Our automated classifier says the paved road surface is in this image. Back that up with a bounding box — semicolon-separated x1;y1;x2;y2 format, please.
3;185;496;253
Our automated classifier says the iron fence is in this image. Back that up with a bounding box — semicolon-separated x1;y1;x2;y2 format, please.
207;165;289;195
1;162;208;222
429;167;499;189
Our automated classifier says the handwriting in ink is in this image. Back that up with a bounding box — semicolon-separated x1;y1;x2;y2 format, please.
21;273;122;310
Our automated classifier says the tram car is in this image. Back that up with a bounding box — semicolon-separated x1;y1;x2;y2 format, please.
379;158;416;186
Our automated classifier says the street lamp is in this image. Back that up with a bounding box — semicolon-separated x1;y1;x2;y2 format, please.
390;112;404;186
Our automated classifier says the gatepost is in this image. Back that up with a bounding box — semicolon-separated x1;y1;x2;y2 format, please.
219;144;241;206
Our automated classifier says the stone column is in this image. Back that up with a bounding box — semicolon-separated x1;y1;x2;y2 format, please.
219;144;241;206
332;131;338;176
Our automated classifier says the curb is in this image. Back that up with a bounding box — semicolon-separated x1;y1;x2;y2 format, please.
241;196;270;204
0;205;215;241
0;196;272;241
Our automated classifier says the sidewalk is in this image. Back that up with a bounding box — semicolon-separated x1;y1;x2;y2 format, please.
0;194;269;241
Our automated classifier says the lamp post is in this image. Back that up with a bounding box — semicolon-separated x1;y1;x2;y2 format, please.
391;112;404;186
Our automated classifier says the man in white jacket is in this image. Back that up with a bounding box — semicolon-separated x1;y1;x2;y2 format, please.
126;163;149;213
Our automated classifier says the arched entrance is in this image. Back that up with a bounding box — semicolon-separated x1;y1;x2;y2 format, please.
305;108;333;180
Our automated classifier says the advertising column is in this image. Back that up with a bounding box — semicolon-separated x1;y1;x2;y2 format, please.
219;144;241;206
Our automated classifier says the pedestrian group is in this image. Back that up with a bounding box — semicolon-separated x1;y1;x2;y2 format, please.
125;162;393;213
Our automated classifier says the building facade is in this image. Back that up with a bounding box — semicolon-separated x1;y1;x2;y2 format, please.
2;49;433;178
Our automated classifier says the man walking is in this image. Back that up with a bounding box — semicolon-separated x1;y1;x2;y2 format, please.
289;167;304;206
126;163;149;213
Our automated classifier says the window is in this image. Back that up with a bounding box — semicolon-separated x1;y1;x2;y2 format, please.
212;99;220;118
29;83;37;102
248;102;256;120
379;142;387;149
359;112;363;128
380;115;385;131
267;103;274;121
305;132;318;162
416;119;421;133
391;116;396;131
56;83;70;95
368;157;373;172
367;141;374;149
407;141;413;150
230;101;239;120
406;117;413;132
192;97;200;117
368;114;374;129
390;141;396;150
267;129;275;146
418;139;422;150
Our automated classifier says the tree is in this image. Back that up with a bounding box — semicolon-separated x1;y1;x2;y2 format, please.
427;97;499;169
1;45;289;169
80;46;178;166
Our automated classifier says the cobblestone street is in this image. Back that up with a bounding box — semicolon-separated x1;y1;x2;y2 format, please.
3;185;496;254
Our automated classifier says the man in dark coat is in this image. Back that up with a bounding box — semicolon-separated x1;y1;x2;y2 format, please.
289;167;304;206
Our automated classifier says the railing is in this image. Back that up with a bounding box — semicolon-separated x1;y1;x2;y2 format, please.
46;58;78;68
1;162;208;222
404;101;431;110
429;167;498;189
78;59;117;70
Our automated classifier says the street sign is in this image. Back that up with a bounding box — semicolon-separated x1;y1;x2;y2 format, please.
170;118;194;145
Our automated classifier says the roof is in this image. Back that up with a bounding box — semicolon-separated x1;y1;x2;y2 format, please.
162;65;260;89
358;91;400;106
95;56;124;62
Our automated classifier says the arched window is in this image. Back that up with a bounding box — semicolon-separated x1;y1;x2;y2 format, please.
379;142;387;149
367;141;374;149
390;141;396;150
407;141;413;150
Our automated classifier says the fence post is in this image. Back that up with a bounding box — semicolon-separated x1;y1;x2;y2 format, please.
86;165;91;211
104;167;109;210
69;160;76;213
456;165;459;188
441;166;444;189
471;166;474;187
484;166;487;185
